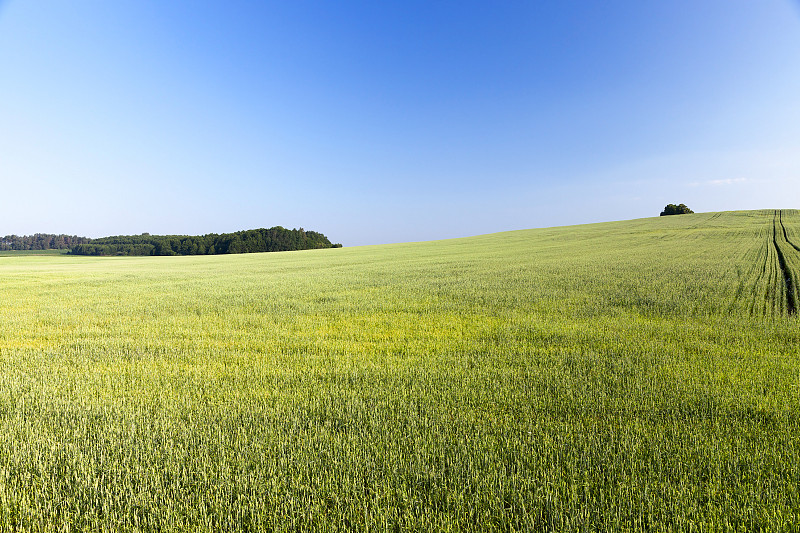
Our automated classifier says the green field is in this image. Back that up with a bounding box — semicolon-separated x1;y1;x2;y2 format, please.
1;210;798;531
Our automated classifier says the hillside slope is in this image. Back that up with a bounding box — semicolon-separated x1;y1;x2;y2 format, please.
0;210;797;530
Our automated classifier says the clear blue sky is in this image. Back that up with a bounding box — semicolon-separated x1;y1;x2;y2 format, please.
1;1;799;245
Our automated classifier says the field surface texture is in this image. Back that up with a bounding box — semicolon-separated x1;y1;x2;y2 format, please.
1;210;798;531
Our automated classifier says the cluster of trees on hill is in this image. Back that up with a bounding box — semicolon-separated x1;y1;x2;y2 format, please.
0;233;90;251
660;204;694;216
69;227;342;256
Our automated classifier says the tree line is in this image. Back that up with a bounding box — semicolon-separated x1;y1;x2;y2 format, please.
69;227;342;256
0;233;90;251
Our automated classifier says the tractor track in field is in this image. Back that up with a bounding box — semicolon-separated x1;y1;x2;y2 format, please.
778;210;800;252
773;210;796;315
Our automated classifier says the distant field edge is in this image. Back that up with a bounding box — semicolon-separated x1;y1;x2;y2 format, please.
0;249;69;256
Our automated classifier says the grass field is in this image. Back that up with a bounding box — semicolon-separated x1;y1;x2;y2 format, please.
1;210;798;531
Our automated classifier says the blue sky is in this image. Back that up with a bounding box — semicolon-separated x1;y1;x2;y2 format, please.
1;1;798;245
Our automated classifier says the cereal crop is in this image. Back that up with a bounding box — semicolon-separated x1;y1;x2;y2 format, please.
0;210;798;531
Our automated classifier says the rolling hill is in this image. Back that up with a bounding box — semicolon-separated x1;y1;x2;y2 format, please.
0;210;797;530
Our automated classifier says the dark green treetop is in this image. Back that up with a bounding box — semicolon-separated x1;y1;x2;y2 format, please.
660;204;694;216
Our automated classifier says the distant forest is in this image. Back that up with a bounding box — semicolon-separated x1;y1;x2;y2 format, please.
71;227;341;256
2;228;341;256
1;234;90;251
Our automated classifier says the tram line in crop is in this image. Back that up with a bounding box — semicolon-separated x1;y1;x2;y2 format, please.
772;210;797;315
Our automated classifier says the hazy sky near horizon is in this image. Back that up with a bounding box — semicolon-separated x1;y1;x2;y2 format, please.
2;1;799;245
